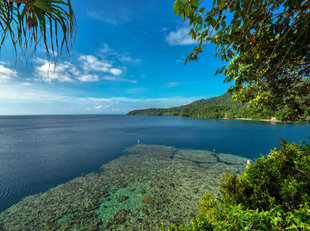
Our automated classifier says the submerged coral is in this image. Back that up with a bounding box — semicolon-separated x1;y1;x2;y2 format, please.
0;144;249;230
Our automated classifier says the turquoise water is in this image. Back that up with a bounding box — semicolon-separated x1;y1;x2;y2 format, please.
0;115;309;212
0;144;255;230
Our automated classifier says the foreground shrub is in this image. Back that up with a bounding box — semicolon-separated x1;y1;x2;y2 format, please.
160;140;310;230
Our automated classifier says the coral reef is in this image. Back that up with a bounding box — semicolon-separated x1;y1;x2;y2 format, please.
0;144;248;230
174;149;218;163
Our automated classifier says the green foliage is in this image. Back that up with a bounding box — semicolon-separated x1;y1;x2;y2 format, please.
128;93;310;121
160;140;310;230
221;140;310;211
173;0;310;121
0;0;76;60
127;93;249;119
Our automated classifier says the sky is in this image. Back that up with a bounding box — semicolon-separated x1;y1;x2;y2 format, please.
0;0;231;115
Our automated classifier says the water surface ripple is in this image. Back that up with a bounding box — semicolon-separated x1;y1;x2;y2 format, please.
0;115;309;212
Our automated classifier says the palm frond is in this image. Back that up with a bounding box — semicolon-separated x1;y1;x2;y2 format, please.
0;0;76;60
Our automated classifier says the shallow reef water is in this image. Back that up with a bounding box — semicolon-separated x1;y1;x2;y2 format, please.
0;144;249;230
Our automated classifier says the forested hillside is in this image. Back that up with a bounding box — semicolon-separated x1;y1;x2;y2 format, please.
127;93;309;121
128;93;266;119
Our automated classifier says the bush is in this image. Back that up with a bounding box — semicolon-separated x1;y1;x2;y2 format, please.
160;140;310;230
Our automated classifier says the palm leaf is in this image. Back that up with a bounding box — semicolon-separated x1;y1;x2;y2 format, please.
0;0;76;60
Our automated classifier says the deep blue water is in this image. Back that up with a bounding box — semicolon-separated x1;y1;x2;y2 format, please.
0;115;309;212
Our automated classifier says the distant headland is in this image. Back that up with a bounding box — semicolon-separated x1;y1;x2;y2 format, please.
127;93;305;122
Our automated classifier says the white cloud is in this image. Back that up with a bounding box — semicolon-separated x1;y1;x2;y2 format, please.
109;68;122;76
77;74;99;82
35;61;75;83
87;8;132;25
70;65;81;76
119;56;131;62
104;75;137;84
119;55;142;64
94;105;103;110
78;55;123;76
104;76;117;81
79;55;112;73
167;81;180;87
126;79;137;84
0;82;206;114
87;11;118;25
165;27;197;46
0;82;68;102
100;43;114;54
33;48;137;84
20;82;32;86
0;64;17;81
99;44;142;66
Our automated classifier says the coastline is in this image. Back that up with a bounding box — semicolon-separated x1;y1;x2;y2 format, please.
129;114;284;123
222;116;281;123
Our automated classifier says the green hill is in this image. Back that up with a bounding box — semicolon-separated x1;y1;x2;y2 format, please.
127;93;272;120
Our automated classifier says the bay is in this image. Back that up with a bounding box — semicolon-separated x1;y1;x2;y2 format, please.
0;115;309;212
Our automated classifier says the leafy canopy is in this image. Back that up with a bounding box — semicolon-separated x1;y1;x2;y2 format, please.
0;0;76;60
174;0;310;121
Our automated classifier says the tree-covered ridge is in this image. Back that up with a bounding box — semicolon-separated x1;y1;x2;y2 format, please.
127;93;310;121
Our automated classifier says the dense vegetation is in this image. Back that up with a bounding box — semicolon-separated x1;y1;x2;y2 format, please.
174;0;310;121
154;0;310;229
127;93;310;121
160;140;310;230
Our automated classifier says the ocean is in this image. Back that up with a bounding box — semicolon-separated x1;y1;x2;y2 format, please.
0;115;309;212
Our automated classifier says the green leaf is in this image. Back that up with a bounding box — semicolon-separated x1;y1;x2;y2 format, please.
190;0;199;8
174;0;183;15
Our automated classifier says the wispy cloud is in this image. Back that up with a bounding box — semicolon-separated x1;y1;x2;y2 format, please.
119;55;142;64
103;76;117;81
167;81;180;87
77;74;99;82
34;52;134;84
78;55;112;73
35;60;76;83
78;55;123;76
87;11;118;25
104;75;137;84
100;43;142;65
0;82;200;114
87;8;132;25
94;105;103;110
176;57;186;63
100;43;115;54
165;27;197;46
1;44;138;85
0;64;17;81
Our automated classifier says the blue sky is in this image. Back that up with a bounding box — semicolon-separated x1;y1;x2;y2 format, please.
0;0;230;115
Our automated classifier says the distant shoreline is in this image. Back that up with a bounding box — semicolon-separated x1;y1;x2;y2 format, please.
128;114;284;123
223;116;281;123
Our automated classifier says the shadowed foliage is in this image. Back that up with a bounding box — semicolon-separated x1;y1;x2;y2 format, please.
161;140;310;230
174;0;310;121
